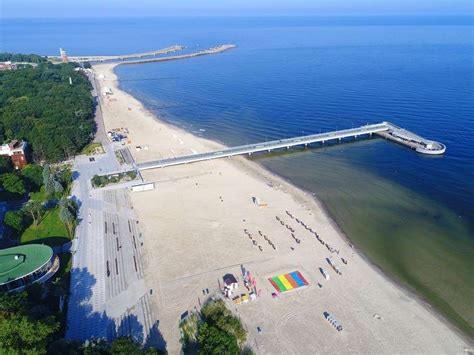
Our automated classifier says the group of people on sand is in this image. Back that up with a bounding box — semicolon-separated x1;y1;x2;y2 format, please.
285;210;343;257
284;210;349;268
258;230;276;250
244;229;276;252
243;210;348;270
275;215;301;245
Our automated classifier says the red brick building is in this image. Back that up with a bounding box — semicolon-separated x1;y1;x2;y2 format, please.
0;140;28;170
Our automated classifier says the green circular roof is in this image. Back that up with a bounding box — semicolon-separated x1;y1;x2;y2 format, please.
0;245;53;285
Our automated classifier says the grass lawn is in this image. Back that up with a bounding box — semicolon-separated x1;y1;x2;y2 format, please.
80;142;104;155
20;207;70;247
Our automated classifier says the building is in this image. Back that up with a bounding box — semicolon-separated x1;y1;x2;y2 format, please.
0;61;16;71
60;48;69;63
0;140;28;169
0;245;59;293
223;273;238;290
101;86;113;96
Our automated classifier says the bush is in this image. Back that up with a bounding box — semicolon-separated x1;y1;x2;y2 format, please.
110;337;142;355
91;170;137;188
0;173;26;196
4;210;25;233
180;299;249;354
21;164;43;191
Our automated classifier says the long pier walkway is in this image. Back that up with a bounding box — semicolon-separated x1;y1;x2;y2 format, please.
119;44;236;65
51;44;236;64
137;122;445;171
52;45;184;63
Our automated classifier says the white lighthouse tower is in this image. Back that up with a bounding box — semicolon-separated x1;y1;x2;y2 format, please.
59;48;69;63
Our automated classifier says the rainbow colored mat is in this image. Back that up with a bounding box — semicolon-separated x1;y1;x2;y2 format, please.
268;271;309;292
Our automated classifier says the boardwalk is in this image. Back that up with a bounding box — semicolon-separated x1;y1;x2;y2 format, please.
137;121;445;171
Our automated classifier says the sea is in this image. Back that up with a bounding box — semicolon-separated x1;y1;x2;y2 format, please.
1;16;473;337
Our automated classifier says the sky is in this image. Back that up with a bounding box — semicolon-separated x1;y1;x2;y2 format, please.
1;0;473;18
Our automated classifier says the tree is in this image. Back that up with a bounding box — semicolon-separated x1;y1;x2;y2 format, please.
142;348;165;355
200;300;246;344
197;323;239;355
0;59;94;162
110;337;142;355
21;164;43;191
0;173;26;196
193;300;248;354
0;157;12;174
47;338;82;355
50;277;66;299
82;338;110;355
0;53;47;63
0;313;59;354
3;211;24;233
42;165;55;196
26;282;44;304
0;292;28;314
23;200;44;226
57;166;73;194
59;198;77;238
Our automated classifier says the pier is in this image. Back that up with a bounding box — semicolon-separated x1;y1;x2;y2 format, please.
118;44;236;65
51;45;184;63
50;44;236;64
137;122;445;171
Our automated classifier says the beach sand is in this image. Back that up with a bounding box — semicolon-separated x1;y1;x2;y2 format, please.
93;62;470;354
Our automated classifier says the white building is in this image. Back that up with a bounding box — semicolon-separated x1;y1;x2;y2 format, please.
101;86;113;96
0;140;28;169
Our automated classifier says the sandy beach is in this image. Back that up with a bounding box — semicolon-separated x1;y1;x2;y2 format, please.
92;62;470;354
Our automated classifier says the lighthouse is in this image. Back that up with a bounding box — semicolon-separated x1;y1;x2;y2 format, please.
59;48;69;63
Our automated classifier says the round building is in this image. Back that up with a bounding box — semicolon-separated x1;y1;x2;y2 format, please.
0;244;59;293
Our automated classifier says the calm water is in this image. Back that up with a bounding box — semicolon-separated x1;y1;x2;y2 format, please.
2;16;473;337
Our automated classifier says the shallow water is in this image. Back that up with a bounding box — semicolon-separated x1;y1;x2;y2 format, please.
3;16;474;337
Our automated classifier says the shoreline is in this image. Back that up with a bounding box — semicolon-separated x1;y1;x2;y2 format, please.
112;73;472;343
92;61;470;352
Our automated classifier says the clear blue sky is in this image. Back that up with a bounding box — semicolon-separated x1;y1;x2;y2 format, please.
2;0;473;18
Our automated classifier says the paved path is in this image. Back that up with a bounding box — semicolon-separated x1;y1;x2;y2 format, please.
66;142;157;343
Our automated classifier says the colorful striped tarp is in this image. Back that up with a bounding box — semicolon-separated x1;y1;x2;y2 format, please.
268;271;309;292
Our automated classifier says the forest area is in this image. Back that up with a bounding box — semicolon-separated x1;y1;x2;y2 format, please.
0;57;95;162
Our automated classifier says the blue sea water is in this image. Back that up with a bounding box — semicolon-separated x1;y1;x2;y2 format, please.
2;16;473;335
